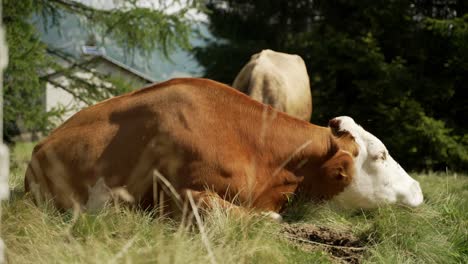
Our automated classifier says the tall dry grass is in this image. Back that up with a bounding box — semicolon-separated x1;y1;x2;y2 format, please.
2;143;467;263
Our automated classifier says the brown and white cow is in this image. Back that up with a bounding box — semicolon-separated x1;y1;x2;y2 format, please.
233;49;312;121
25;78;423;219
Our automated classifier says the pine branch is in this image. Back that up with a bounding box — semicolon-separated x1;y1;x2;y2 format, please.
45;78;93;105
38;0;110;19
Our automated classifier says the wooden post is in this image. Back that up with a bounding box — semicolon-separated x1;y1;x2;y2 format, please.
0;1;10;262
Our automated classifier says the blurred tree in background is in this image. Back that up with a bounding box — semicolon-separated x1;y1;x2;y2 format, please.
195;0;468;171
2;0;52;141
2;0;203;141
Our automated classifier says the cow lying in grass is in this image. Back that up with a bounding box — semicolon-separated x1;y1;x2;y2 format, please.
25;78;423;219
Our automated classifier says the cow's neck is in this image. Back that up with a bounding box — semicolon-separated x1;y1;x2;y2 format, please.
260;117;352;201
296;127;356;201
262;119;335;169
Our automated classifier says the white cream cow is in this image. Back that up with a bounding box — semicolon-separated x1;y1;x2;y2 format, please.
233;49;312;121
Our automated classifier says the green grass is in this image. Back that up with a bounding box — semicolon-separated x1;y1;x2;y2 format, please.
3;142;467;263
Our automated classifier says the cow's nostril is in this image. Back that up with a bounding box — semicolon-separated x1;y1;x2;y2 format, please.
407;181;424;207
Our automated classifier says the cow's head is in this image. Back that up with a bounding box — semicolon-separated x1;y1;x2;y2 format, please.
328;116;423;209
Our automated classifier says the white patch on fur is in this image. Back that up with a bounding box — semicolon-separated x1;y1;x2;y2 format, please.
85;178;111;211
262;211;283;222
330;116;424;208
29;180;42;204
27;177;52;205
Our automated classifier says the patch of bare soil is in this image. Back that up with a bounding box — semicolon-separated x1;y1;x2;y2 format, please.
282;223;368;264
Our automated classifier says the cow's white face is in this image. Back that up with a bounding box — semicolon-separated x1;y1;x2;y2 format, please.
330;116;424;209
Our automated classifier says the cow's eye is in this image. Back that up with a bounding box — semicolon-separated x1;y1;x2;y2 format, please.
381;151;387;160
373;151;387;161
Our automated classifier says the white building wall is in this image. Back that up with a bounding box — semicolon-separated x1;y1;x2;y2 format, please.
45;80;88;124
45;69;115;125
45;61;151;127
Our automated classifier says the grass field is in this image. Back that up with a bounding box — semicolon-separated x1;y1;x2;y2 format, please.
2;142;467;263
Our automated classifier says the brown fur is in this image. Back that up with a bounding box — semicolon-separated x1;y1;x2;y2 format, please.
25;78;357;214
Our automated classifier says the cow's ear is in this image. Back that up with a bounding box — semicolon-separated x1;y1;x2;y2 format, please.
325;166;349;184
322;151;354;184
334;166;348;181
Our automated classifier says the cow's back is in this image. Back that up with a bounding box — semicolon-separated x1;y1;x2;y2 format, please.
233;49;312;121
